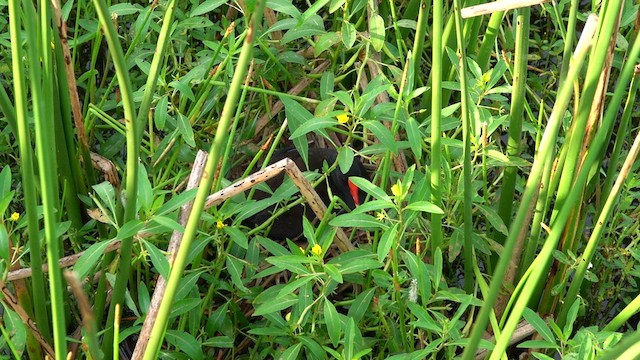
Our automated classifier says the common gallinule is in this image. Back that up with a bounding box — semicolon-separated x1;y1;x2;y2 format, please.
244;147;367;240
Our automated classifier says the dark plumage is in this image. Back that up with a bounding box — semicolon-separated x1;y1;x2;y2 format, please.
244;147;367;240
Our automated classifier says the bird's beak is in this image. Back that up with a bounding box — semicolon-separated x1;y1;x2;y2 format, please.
348;179;360;206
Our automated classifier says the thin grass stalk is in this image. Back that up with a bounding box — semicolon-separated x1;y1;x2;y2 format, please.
460;14;597;359
142;3;265;358
551;0;622;218
91;0;140;357
412;0;429;82
600;71;640;201
537;0;623;315
493;7;529;305
430;0;443;255
52;34;84;231
450;0;473;294
135;0;176;142
477;12;505;71
0;87;16;136
493;21;615;360
559;0;578;83
7;0;52;350
86;3;158;130
23;0;68;355
555;32;640;327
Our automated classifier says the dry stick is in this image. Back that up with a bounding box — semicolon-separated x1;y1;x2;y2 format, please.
204;157;355;252
473;320;535;360
0;281;55;359
64;271;99;360
50;0;89;149
7;241;122;281
131;150;208;359
254;61;330;135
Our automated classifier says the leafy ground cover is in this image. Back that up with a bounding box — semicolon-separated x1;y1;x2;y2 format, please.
1;0;640;359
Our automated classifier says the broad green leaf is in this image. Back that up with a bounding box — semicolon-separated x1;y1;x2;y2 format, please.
138;281;150;315
280;343;303;360
154;188;197;217
330;213;387;230
346;177;391;202
320;71;335;100
406;117;423;159
74;239;116;279
347;287;375;323
202;336;234;348
137;166;153;213
337;147;355;174
369;14;385;51
523;308;556;345
142;239;170;280
330;90;354;110
324;263;343;283
475;203;508;236
176;112;195;147
116;220;144;239
329;0;346;13
0;166;11;197
169;298;202;318
154;95;168;130
151;215;184;233
93;181;116;217
405;201;444;214
168;80;195;101
266;255;313;274
2;306;26;354
344;317;355;360
253;294;297;316
226;255;249;292
297;336;324;359
289;117;337;139
190;0;227;16
266;0;301;18
324;300;341;346
563;299;581;339
165;330;204;360
300;0;330;22
363;120;397;153
224;226;248;249
277;276;316;298
282;15;325;44
377;223;398;262
0;226;8;264
356;76;390;117
280;96;311;165
109;3;140;16
315;32;341;56
341;21;356;49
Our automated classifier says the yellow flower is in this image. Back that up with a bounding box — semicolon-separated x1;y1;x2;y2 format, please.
10;212;19;221
311;244;322;256
376;211;386;221
391;181;403;197
216;220;225;229
337;113;350;124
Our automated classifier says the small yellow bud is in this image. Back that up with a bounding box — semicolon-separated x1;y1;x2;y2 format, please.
285;312;291;321
337;113;350;124
376;211;385;221
391;181;402;197
216;220;225;229
311;244;322;256
10;212;19;221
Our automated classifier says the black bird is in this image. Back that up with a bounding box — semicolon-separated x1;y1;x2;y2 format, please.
244;147;367;240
